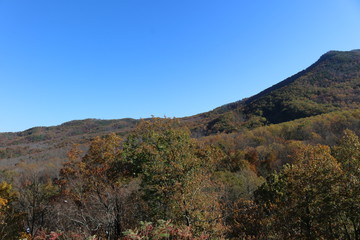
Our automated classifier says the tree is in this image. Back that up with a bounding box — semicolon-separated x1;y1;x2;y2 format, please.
0;181;24;240
332;129;360;239
59;133;139;239
123;118;225;238
16;171;58;237
255;145;345;239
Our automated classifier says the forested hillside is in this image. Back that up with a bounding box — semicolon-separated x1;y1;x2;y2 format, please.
0;117;358;239
187;49;360;135
0;119;137;172
0;50;359;239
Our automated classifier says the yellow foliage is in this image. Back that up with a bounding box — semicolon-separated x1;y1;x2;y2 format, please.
0;198;8;209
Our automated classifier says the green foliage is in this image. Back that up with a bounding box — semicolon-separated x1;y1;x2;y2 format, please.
244;50;360;124
206;112;243;134
332;130;360;239
255;145;342;239
214;163;264;201
123;118;225;237
332;129;360;171
253;139;360;239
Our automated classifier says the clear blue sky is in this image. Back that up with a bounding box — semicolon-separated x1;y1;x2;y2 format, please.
1;0;360;132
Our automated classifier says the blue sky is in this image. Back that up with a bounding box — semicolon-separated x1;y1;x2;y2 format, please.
1;0;360;132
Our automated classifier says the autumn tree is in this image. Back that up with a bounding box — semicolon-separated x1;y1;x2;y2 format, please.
254;145;345;239
332;129;360;239
122;118;225;238
252;132;360;240
16;171;58;237
59;133;139;239
0;181;24;240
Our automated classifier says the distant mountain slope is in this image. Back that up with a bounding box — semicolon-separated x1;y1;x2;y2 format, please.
0;118;137;146
1;49;360;170
0;118;137;171
185;49;360;134
244;50;360;123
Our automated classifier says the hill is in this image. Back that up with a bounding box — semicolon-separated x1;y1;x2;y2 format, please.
0;118;137;171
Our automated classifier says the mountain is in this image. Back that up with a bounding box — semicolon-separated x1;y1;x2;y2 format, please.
1;49;359;171
186;49;360;134
244;50;360;122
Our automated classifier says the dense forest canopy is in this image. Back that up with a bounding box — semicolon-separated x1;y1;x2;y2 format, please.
0;118;359;239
